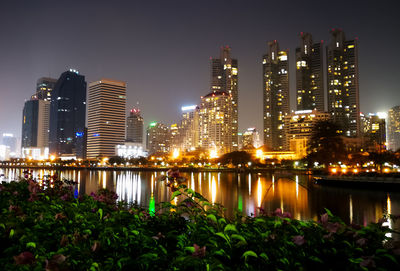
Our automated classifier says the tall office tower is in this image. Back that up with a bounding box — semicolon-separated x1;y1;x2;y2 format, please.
126;108;143;143
31;77;57;101
199;91;232;155
326;29;360;137
180;105;199;151
242;128;261;149
360;113;386;151
211;46;238;151
87;79;126;159
296;33;324;111
21;99;50;149
263;40;290;150
388;106;400;151
49;70;86;158
146;122;170;154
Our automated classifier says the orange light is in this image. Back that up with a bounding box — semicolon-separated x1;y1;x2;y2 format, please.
341;168;347;173
331;168;337;174
353;169;358;173
383;168;390;173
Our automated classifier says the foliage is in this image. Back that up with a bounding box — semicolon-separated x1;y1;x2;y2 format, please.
1;175;400;270
306;120;346;167
218;151;253;166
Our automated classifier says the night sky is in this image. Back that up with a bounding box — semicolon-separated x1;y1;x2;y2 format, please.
1;0;399;140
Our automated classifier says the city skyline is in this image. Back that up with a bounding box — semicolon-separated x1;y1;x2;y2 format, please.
0;0;399;139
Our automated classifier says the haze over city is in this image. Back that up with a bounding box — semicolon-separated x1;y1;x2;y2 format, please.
0;0;399;138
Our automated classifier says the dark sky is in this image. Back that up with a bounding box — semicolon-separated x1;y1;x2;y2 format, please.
1;0;399;139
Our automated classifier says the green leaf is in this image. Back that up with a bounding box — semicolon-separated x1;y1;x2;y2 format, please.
260;252;269;261
215;232;230;244
242;250;258;261
0;223;5;230
218;218;227;225
170;190;181;200
382;254;398;264
309;256;323;263
98;208;103;220
131;230;139;236
324;208;333;217
184;246;195;253
26;242;36;249
224;224;238;234
9;229;15;238
349;258;363;264
207;214;217;223
231;234;246;242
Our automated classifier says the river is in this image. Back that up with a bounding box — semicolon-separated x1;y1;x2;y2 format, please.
1;167;399;231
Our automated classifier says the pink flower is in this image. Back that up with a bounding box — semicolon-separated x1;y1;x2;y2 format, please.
14;252;35;265
320;213;329;224
326;222;341;233
292;235;305;246
192;244;206;258
272;208;292;218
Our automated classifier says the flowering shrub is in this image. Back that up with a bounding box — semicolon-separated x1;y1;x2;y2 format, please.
0;176;400;270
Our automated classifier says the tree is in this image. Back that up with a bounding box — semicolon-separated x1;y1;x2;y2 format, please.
218;151;253;166
306;120;346;167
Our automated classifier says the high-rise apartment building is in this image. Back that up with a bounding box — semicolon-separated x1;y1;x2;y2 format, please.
263;40;289;150
49;70;86;158
126;108;143;144
296;33;324;111
360;112;386;151
146;122;170;154
199;91;232;155
242;128;261;149
388;106;400;151
31;77;57;101
326;29;360;137
87;79;126;158
211;46;238;151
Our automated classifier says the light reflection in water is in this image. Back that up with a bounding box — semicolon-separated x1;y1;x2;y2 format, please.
257;177;262;207
212;176;217;204
349;195;353;224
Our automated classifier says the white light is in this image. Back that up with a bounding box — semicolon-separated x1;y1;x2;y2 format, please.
294;110;312;114
181;105;197;111
377;112;387;119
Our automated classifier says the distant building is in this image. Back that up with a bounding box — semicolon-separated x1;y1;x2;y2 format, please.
31;77;57;101
180;105;199;151
0;145;10;161
263;40;290;150
360;112;386;152
326;29;360;137
87;79;126;159
296;32;324;112
2;133;17;155
146;122;170;154
115;142;147;159
284;110;331;158
21;99;50;151
199;91;232;155
211;46;238;151
242;128;261;149
388;106;400;151
126;108;143;144
49;70;86;158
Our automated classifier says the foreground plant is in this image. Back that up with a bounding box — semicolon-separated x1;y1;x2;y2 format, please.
0;175;399;270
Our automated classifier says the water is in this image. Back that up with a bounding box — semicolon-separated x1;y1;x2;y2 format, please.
1;167;399;229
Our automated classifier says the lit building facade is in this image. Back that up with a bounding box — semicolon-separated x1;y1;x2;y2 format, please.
115;142;147;159
87;79;126;158
2;133;17;155
199;91;232;155
242;128;261;149
284;110;331;158
388;106;400;151
326;29;360;137
263;40;289;150
360;113;386;151
126;108;143;144
211;46;238;151
146;122;170;154
180;105;199;152
296;33;324;111
31;77;57;101
49;70;87;158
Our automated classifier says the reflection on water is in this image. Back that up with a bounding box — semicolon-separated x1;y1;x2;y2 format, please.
1;167;400;230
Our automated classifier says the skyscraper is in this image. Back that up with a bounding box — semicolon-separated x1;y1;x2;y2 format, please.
49;70;86;158
87;79;126;158
199;91;232;155
388;106;400;151
263;40;289;150
22;99;50;149
180;105;199;152
326;29;360;137
296;33;324;111
126;108;143;144
31;77;57;101
1;133;17;155
211;46;238;151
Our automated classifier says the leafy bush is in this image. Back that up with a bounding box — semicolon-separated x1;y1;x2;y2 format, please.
1;174;400;270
